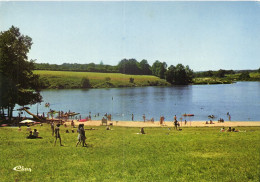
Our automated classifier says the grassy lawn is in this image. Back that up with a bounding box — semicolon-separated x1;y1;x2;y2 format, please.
34;70;169;89
0;125;259;181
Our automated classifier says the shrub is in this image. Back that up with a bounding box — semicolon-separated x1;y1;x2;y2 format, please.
105;77;111;82
81;77;91;88
129;77;134;83
239;72;250;80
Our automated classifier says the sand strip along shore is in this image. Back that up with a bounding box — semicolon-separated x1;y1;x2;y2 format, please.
65;120;260;128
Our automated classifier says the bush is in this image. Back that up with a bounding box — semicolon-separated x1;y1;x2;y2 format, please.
81;77;91;88
239;72;250;80
105;77;111;82
129;77;134;83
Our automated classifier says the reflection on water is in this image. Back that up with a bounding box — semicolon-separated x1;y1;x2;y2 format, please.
14;82;260;121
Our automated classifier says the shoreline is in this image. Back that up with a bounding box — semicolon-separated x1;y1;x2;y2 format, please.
65;120;260;128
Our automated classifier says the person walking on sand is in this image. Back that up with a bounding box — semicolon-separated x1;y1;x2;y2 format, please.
143;114;146;122
160;116;163;125
54;124;63;146
174;120;178;130
132;114;134;121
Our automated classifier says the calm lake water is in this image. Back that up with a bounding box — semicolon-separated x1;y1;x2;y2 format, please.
15;82;260;121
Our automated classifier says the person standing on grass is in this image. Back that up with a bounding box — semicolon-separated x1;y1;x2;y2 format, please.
76;124;82;147
54;124;63;146
81;124;87;147
51;121;55;136
76;124;87;147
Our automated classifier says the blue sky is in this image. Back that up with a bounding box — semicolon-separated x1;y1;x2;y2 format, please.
0;1;260;71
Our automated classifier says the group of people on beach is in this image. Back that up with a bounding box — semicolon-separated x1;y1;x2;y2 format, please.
218;118;225;123
206;120;214;124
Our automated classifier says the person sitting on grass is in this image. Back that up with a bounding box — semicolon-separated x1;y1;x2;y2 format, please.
227;127;232;132
33;129;42;139
54;124;63;146
232;128;239;132
140;127;145;134
27;131;35;139
220;127;225;132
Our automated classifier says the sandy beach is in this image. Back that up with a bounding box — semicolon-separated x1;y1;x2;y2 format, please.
66;120;260;128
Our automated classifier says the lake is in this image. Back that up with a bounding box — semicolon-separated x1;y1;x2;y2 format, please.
15;82;260;121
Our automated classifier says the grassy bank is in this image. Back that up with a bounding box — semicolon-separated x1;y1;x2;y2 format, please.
35;70;260;89
193;72;260;85
35;70;170;89
0;125;259;181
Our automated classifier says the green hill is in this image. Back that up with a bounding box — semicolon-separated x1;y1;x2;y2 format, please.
35;70;170;89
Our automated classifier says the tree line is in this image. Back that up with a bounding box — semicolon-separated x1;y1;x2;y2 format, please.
35;62;118;73
35;59;194;85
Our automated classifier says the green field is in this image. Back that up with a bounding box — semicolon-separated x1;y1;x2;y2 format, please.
34;70;170;89
1;125;259;181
